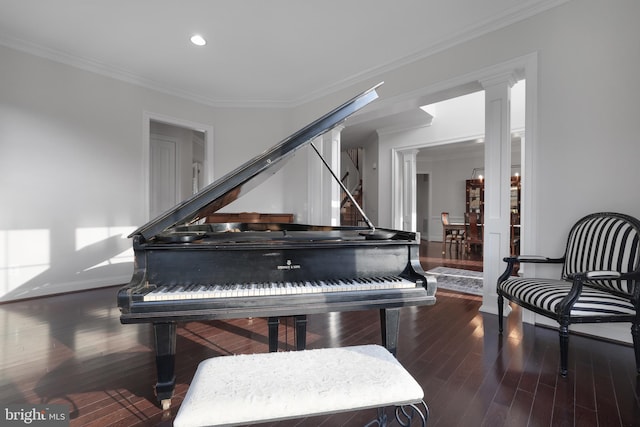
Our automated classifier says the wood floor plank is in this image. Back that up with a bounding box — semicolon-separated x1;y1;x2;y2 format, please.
529;383;555;427
594;369;622;427
504;388;534;427
1;241;639;426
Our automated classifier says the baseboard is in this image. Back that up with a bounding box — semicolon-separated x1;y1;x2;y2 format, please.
0;275;130;303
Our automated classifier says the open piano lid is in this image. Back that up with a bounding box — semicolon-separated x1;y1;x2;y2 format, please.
131;83;382;241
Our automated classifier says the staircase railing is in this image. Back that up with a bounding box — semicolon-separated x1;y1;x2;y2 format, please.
341;180;363;226
340;147;365;226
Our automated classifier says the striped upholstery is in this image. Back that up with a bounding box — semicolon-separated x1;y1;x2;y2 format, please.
497;212;640;377
562;214;640;295
498;277;636;317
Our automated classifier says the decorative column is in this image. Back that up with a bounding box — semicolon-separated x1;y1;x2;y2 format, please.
401;149;419;232
479;72;518;316
327;127;343;226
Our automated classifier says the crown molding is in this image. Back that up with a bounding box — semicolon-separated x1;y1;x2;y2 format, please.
290;0;568;107
0;0;567;109
0;34;291;109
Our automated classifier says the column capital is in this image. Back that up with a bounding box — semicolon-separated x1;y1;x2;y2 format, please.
479;71;519;90
332;124;345;133
401;149;420;159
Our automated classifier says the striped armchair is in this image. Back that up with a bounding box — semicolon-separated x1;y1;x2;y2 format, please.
497;212;640;377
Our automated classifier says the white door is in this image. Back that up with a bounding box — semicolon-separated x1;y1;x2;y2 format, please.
150;135;178;218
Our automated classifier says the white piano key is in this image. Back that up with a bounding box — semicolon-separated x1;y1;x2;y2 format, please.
143;276;417;301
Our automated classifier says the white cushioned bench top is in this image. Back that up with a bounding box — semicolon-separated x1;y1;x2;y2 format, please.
174;344;424;427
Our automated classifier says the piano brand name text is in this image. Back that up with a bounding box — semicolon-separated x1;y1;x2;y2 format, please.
277;260;301;270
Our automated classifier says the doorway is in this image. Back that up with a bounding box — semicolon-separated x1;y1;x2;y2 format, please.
398;71;532;315
149;122;206;218
142;112;214;221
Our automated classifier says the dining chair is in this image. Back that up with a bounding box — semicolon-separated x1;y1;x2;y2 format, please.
441;212;463;254
464;212;483;255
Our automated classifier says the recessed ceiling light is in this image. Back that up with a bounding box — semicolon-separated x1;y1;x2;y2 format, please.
190;34;206;46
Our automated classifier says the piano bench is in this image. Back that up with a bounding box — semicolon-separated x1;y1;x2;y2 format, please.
173;344;429;427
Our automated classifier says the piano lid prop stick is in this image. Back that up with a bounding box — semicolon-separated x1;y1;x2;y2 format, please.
309;141;375;231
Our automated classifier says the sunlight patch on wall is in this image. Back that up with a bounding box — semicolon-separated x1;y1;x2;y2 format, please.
75;227;135;271
0;229;50;294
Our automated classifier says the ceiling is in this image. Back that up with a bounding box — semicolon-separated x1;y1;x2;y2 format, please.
0;0;561;107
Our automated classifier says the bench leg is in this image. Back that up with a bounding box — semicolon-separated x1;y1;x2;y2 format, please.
374;408;388;426
395;401;429;426
365;402;429;427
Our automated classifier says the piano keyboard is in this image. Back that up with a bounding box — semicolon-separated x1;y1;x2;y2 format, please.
143;276;417;301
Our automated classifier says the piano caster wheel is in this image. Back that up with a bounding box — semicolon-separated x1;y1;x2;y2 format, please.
161;399;171;411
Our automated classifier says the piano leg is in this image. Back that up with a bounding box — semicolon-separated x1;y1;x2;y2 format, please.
380;308;400;357
153;322;177;410
267;317;279;352
294;315;307;350
268;316;307;351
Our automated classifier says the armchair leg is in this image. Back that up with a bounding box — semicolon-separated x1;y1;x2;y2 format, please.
559;322;569;377
497;294;504;334
632;322;640;374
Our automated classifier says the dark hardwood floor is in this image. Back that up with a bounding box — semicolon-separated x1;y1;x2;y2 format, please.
1;242;638;426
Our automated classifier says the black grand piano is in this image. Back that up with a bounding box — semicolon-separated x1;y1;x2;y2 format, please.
117;83;437;409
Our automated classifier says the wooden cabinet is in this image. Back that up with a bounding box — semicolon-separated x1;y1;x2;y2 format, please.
465;177;521;221
466;177;521;255
510;176;521;223
466;179;484;218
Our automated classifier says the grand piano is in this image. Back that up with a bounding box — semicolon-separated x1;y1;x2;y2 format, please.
117;83;437;409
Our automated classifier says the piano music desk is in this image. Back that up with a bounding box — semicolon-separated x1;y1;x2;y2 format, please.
205;212;294;224
173;345;428;427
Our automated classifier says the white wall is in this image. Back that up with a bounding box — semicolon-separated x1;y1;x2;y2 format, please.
0;45;289;301
297;0;640;342
367;0;640;234
293;0;639;254
2;0;640;351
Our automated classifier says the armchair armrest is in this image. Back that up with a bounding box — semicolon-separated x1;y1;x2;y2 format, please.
498;255;565;286
502;255;565;263
566;270;627;281
558;270;626;315
585;270;622;280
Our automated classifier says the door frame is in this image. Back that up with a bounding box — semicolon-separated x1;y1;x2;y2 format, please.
390;53;538;316
142;111;214;222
